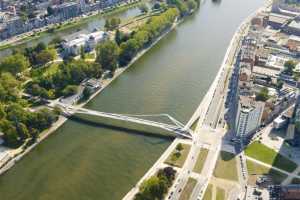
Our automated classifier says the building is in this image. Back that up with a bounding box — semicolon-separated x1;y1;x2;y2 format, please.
52;2;79;21
84;79;101;93
59;86;84;105
62;30;107;56
235;96;265;137
280;185;300;200
251;13;268;28
267;13;291;30
285;20;300;36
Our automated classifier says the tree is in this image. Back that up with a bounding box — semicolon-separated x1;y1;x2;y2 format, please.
96;41;120;72
62;85;78;97
157;167;176;186
80;46;86;60
133;30;150;49
105;18;121;31
0;73;19;103
276;80;284;90
35;42;47;53
256;87;269;102
50;36;63;46
119;39;139;66
175;143;184;152
82;87;93;100
47;6;55;16
0;54;30;75
115;29;122;45
135;167;176;200
0;104;5;119
35;48;57;65
139;4;149;13
284;60;296;75
187;0;197;11
153;2;161;10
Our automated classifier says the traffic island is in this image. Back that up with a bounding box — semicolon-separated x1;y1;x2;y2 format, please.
216;187;225;200
178;178;197;200
165;143;191;168
203;183;213;200
193;148;209;174
213;151;238;181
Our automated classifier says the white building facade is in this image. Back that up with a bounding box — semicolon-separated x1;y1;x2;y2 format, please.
235;96;265;137
62;31;108;56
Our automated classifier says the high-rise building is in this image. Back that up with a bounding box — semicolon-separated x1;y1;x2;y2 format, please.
235;96;265;137
79;0;86;13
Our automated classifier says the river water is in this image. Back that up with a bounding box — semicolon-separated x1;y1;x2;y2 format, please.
0;0;263;199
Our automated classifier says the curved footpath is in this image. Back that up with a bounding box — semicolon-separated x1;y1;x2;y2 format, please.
0;16;182;176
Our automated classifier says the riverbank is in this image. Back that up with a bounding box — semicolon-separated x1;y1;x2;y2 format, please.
0;9;185;176
0;0;143;52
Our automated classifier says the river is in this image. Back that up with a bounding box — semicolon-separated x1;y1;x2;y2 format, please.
0;0;263;199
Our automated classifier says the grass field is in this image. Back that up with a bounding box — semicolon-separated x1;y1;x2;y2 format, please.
246;160;288;184
216;187;225;200
245;141;297;173
178;178;197;200
203;184;213;200
85;53;96;60
165;144;191;168
193;148;209;173
213;151;238;181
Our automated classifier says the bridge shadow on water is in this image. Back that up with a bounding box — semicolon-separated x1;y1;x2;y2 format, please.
68;114;175;141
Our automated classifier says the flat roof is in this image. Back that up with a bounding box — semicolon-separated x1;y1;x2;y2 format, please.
266;54;287;70
268;13;291;24
253;66;280;77
288;20;300;30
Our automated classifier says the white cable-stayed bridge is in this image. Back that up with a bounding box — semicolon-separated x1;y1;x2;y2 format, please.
51;102;194;139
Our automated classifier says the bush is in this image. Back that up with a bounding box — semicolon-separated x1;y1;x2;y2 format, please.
62;85;78;97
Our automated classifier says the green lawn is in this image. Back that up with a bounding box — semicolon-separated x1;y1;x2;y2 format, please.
246;160;288;184
165;144;191;168
193;148;209;173
203;184;213;200
31;63;59;78
213;151;238;181
191;118;199;131
178;178;197;200
85;53;96;60
216;187;225;200
245;141;297;172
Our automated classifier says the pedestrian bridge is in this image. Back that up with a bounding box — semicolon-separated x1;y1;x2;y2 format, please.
54;103;193;139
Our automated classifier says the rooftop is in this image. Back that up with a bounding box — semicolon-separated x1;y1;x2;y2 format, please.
288;20;300;29
268;13;292;24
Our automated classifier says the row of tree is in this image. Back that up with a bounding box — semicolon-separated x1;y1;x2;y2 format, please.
96;8;180;72
134;167;176;200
